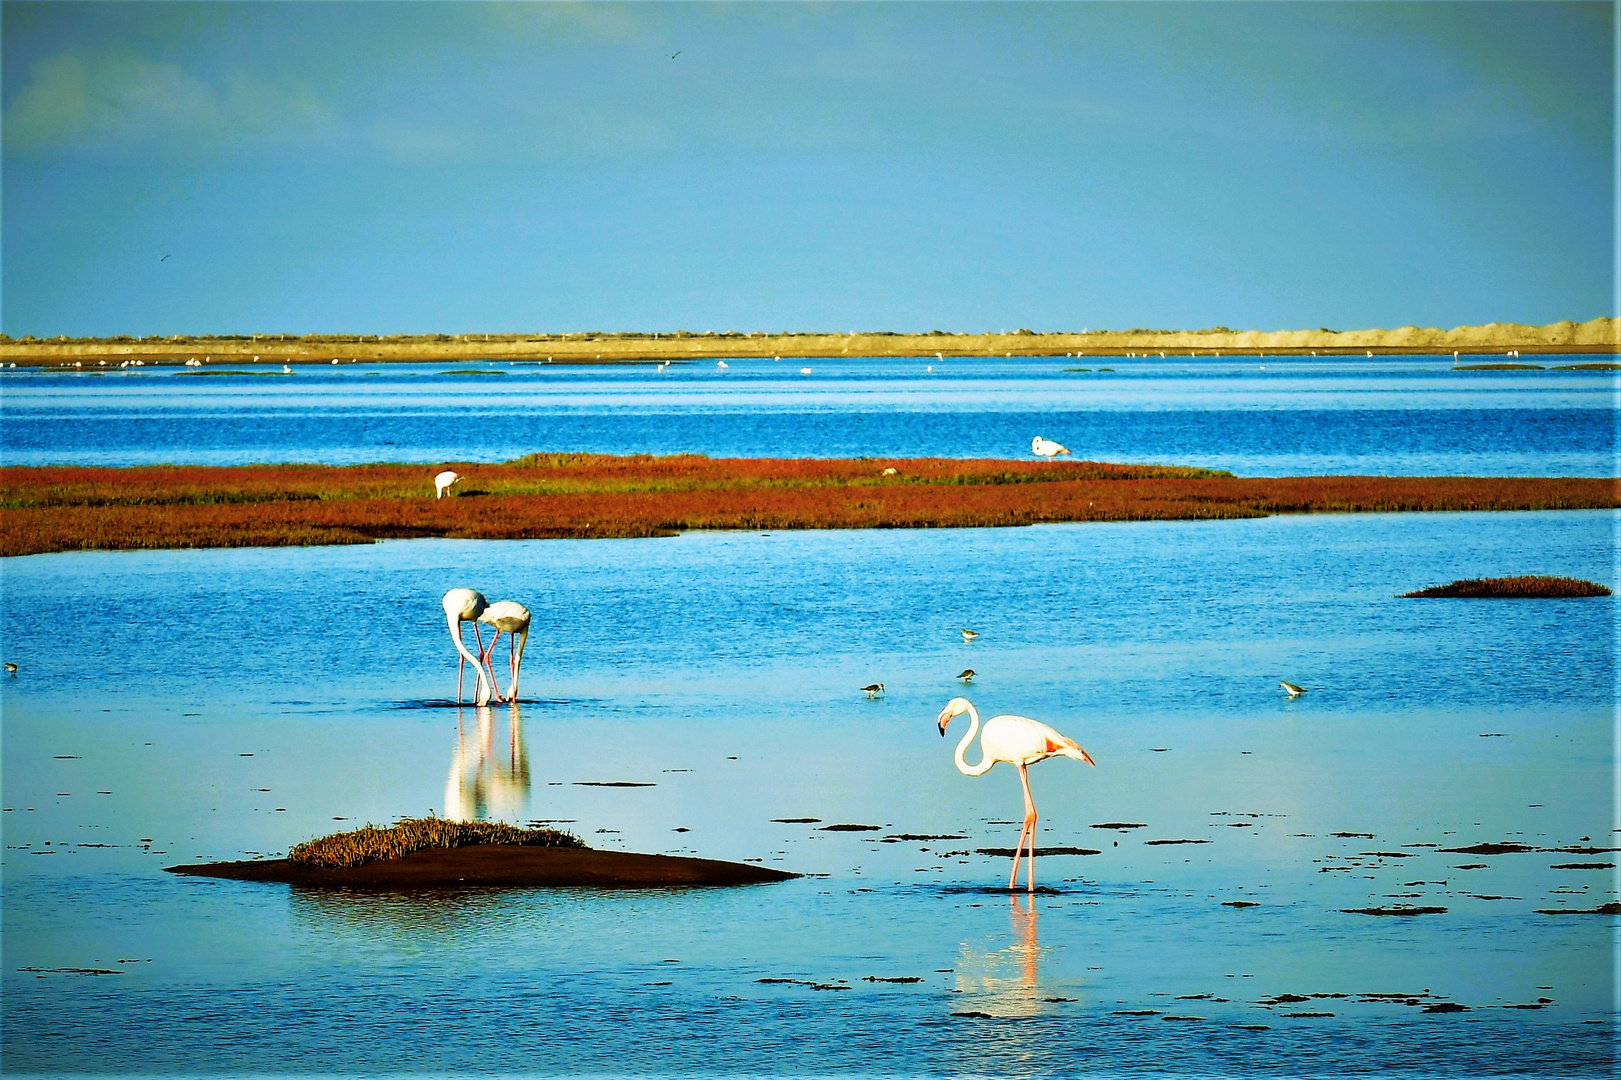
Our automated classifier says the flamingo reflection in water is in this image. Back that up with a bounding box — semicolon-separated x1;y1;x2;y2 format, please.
445;705;531;823
953;896;1051;1018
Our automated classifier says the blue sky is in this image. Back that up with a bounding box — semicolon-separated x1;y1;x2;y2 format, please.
2;2;1612;336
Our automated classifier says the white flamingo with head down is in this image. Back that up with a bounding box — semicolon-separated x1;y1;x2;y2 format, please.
478;601;531;704
443;588;494;705
937;697;1095;892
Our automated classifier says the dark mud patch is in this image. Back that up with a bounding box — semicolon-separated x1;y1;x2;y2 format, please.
1330;831;1375;839
819;824;882;832
882;834;967;842
862;976;923;983
1342;905;1447;916
1091;822;1147;830
771;817;821;823
1534;902;1621;915
573;781;655;788
975;846;1101;857
1438;842;1534;855
1550;862;1614;870
1222;900;1260;908
1145;839;1210;846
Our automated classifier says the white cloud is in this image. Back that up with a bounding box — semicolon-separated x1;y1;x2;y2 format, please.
2;51;339;154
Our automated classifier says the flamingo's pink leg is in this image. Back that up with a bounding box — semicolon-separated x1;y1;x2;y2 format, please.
482;630;506;703
1017;764;1038;892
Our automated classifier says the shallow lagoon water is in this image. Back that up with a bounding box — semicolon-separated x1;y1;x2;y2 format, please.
2;511;1615;1075
2;353;1616;475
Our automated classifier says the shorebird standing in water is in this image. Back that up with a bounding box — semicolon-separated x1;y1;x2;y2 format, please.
862;683;885;698
1280;681;1306;698
957;669;975;683
4;662;16;676
962;628;980;642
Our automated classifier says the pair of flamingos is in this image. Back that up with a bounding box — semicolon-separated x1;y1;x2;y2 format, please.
442;588;531;707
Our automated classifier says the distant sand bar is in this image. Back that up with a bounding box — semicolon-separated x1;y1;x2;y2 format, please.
0;318;1613;366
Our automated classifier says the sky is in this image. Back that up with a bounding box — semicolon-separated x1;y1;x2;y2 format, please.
1;1;1613;337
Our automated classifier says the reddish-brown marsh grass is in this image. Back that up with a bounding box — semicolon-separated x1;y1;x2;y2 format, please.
1402;576;1613;598
2;457;1616;557
288;817;585;869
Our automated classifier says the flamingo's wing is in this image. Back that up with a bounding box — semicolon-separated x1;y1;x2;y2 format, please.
983;714;1088;763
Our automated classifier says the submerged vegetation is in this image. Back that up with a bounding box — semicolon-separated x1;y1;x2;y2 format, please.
1;456;1616;557
287;817;585;870
1402;576;1612;599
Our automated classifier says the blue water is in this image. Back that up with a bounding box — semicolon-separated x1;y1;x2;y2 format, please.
2;511;1616;1075
2;353;1616;475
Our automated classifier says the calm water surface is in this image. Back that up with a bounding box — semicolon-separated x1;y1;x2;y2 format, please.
2;353;1616;475
2;511;1615;1075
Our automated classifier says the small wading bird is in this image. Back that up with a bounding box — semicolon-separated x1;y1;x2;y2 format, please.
443;589;494;705
937;698;1094;892
1280;681;1306;698
862;683;885;698
434;470;462;499
1031;436;1070;459
962;628;979;642
958;669;975;683
478;601;532;703
4;662;16;675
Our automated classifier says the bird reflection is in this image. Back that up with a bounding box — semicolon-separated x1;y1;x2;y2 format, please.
953;895;1049;1017
444;705;530;823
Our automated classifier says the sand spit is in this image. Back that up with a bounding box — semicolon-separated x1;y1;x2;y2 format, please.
165;846;797;888
2;317;1614;366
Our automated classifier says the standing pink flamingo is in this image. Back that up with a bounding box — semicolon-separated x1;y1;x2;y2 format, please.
477;600;531;704
442;588;493;705
937;697;1095;892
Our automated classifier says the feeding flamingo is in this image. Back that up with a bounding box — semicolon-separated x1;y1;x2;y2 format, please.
435;470;463;498
478;600;532;703
443;588;493;705
936;697;1095;892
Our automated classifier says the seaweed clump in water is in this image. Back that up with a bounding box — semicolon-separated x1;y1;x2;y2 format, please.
288;817;585;869
1402;576;1611;599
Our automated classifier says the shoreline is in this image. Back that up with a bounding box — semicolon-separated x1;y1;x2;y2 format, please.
3;457;1614;558
0;318;1613;366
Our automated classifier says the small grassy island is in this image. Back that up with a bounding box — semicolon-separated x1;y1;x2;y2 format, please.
3;456;1617;557
1402;576;1612;599
165;818;798;888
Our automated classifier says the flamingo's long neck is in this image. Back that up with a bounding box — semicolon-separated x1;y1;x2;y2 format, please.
447;613;492;704
954;702;995;776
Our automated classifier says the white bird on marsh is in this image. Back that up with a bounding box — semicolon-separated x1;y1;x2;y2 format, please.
434;470;462;499
1280;681;1306;698
1031;436;1070;459
937;697;1095;892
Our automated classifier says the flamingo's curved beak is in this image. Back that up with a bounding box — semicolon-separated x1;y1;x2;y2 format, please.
1079;747;1096;767
937;705;954;736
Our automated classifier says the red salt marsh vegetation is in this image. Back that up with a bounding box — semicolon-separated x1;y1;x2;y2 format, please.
2;455;1617;558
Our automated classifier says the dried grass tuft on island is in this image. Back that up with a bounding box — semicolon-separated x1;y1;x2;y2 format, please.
288;817;584;870
1402;576;1612;599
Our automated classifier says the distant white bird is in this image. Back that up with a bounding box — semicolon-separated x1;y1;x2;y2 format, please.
282;364;292;374
957;668;975;683
862;683;885;698
881;467;897;476
800;367;813;374
434;470;463;499
962;628;979;642
716;361;728;369
1031;436;1070;459
1280;681;1306;698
